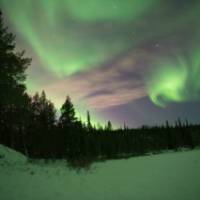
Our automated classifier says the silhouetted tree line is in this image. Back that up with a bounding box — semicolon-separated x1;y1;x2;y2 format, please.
1;11;200;168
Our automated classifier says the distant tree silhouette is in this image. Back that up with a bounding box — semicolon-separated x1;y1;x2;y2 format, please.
28;91;56;157
87;110;92;131
59;96;77;128
105;120;112;131
58;96;82;163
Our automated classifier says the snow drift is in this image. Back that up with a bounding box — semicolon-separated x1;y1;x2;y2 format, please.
0;144;200;200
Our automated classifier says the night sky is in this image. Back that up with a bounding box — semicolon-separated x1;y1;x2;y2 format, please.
1;0;200;127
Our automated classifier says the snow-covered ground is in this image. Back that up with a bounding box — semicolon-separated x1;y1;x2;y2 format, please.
0;144;200;200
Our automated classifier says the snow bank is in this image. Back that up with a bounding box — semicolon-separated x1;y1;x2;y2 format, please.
0;145;200;200
0;144;27;165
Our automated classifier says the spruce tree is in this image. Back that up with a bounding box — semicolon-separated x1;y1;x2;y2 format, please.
29;91;56;157
59;96;77;128
106;121;112;131
87;110;92;131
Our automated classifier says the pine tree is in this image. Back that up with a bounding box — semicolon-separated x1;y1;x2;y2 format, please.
58;96;85;164
87;110;92;131
59;96;77;128
0;10;31;148
28;91;56;157
30;91;56;131
106;120;113;131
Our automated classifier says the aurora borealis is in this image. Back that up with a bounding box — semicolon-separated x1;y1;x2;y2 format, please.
1;0;200;126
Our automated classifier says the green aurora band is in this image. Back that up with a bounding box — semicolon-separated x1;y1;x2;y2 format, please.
0;0;157;76
147;51;200;107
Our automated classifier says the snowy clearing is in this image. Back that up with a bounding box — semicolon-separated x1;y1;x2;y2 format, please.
0;144;200;200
